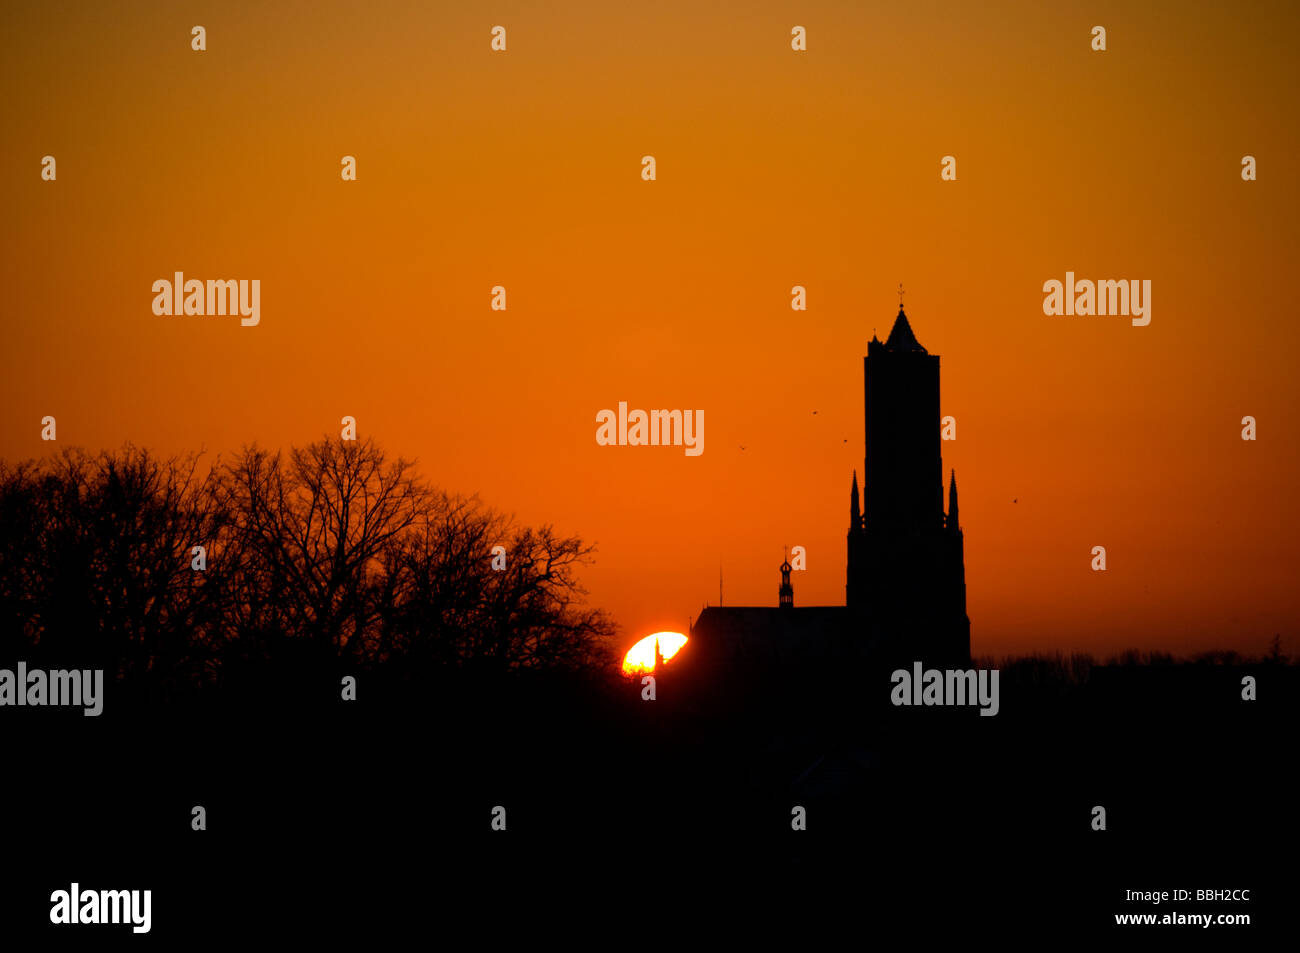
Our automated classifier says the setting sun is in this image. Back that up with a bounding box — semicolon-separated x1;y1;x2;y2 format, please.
621;632;688;676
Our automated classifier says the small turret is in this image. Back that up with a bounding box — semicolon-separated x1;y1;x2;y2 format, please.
778;553;794;609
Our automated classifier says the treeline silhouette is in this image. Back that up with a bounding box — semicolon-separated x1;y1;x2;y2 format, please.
0;438;618;703
974;640;1291;691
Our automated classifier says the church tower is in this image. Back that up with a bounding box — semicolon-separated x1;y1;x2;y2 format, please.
847;299;970;664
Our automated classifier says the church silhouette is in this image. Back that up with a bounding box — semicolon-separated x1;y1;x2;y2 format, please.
691;303;970;669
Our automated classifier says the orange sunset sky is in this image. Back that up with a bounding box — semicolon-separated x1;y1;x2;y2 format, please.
2;1;1297;658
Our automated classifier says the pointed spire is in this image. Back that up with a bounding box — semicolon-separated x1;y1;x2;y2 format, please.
885;307;926;353
850;470;861;529
947;469;960;531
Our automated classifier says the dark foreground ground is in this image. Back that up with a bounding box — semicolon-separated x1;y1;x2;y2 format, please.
3;652;1293;944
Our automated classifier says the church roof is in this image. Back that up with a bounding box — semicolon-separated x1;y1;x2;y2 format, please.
885;308;927;353
690;606;864;662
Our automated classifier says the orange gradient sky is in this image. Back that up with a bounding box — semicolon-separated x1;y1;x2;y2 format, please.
2;1;1297;658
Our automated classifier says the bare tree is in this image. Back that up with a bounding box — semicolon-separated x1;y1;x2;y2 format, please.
0;446;225;690
219;436;428;660
380;495;618;674
0;436;618;694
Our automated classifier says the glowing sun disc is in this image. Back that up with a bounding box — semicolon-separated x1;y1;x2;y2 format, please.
621;631;688;675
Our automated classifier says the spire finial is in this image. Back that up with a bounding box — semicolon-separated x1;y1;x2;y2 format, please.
897;282;905;311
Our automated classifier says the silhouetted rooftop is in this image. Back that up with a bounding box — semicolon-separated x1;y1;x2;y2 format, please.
690;605;864;662
885;308;927;353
